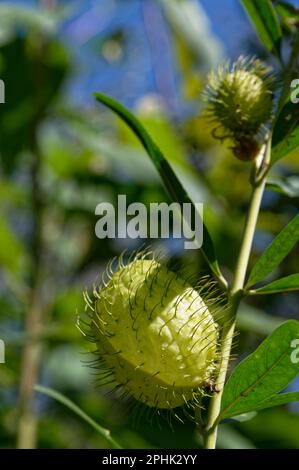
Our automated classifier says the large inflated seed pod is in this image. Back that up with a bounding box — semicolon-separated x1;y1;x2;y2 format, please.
82;254;220;409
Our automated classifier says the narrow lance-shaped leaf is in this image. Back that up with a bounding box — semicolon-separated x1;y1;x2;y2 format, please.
241;0;282;55
34;385;122;449
247;213;299;288
248;392;299;412
250;273;299;294
272;91;299;163
224;393;299;422
220;320;299;420
94;92;224;282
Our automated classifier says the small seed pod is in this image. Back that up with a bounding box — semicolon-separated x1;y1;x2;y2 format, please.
203;56;275;160
80;252;221;410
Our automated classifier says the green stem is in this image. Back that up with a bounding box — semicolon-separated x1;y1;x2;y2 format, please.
17;24;48;448
17;123;43;449
203;144;269;449
202;25;299;450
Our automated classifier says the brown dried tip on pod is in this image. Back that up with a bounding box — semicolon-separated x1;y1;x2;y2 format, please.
232;137;261;162
202;56;275;161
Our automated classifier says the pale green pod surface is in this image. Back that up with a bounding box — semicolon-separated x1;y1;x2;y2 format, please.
90;258;219;409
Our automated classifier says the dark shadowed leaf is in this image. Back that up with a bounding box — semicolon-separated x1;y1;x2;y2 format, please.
250;392;299;411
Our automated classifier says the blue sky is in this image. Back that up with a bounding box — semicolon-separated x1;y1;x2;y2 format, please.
6;0;299;113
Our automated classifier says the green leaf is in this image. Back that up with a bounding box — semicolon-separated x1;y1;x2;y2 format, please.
250;273;299;294
241;0;282;55
247;213;299;288
267;176;299;198
159;0;223;70
272;93;299;162
94;92;224;283
251;392;299;411
276;2;299;33
220;320;299;420
34;385;122;448
223;393;299;423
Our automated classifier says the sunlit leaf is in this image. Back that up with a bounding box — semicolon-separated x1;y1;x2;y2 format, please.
247;213;299;287
220;320;299;420
241;0;282;55
250;273;299;294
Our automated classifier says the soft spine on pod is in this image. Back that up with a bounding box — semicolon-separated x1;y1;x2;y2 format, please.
80;251;222;410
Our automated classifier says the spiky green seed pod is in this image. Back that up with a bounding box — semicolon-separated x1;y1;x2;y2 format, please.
203;56;275;160
81;253;220;409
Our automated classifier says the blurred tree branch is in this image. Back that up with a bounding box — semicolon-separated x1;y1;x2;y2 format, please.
16;27;48;449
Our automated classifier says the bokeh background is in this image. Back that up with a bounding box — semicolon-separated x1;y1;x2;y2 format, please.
1;0;299;449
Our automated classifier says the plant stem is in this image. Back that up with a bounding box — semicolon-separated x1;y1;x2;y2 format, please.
203;145;269;449
17;125;44;449
16;39;48;447
202;23;298;450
